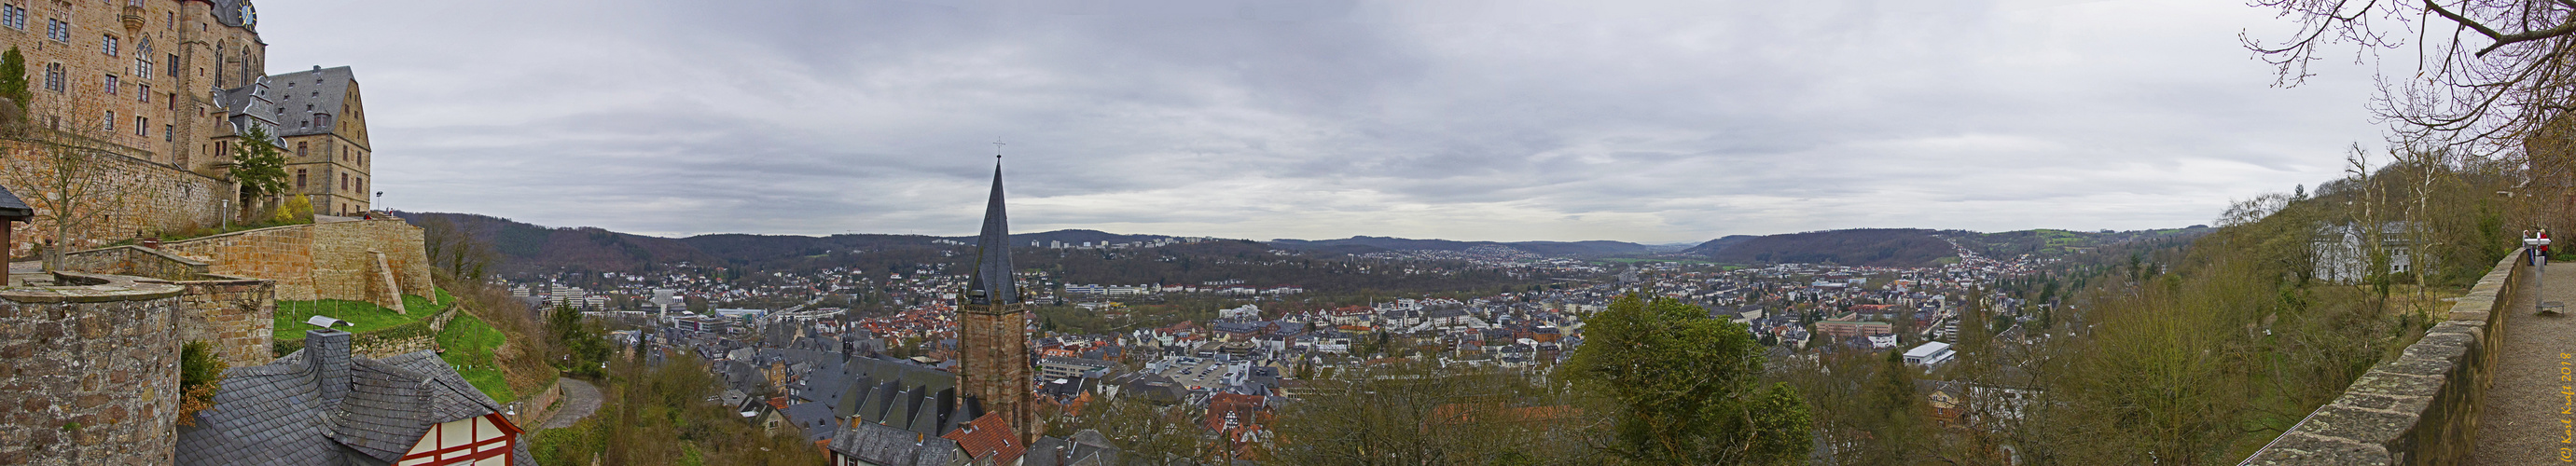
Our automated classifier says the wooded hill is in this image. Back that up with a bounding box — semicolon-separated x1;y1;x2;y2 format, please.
1682;227;2216;267
1264;236;1656;256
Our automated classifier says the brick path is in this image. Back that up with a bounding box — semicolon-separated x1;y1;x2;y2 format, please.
2468;259;2571;465
540;377;602;430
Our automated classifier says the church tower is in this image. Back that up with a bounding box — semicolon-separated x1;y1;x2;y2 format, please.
957;159;1037;444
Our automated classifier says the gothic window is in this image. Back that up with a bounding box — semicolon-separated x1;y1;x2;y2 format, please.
43;62;61;92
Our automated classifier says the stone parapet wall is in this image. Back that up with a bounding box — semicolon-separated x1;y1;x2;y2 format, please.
511;381;567;429
2;147;230;259
57;245;213;281
159;224;317;300
2243;249;2535;465
0;273;186;465
177;279;278;367
158;219;432;309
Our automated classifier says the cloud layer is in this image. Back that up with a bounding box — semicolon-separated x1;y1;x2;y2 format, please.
256;0;2388;243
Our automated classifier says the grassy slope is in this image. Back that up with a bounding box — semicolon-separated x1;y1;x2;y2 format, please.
272;290;452;340
271;290;516;403
437;311;515;404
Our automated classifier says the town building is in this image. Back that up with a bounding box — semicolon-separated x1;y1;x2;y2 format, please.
175;329;533;465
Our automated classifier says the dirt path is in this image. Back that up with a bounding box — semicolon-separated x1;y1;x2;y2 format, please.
2467;259;2570;465
540;377;602;430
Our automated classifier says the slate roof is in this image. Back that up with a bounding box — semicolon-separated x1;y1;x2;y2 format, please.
176;330;534;466
0;184;29;219
827;421;966;466
966;161;1016;305
1026;430;1125;466
265;66;356;137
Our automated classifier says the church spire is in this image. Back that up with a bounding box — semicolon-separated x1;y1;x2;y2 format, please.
967;158;1015;305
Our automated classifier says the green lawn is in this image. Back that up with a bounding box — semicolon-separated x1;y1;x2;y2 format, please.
272;289;457;341
436;311;515;404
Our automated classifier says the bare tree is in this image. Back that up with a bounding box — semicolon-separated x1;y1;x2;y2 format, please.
0;102;153;269
2248;0;2576;158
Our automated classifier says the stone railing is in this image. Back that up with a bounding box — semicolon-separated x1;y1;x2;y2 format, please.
2243;248;2536;465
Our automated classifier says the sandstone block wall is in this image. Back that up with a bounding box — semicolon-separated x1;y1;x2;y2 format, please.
158;219;432;309
2;148;230;259
0;273;185;466
2244;249;2533;465
178;280;277;367
158;224;315;299
59;245;211;281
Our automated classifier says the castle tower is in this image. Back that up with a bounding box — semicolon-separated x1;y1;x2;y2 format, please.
957;159;1036;444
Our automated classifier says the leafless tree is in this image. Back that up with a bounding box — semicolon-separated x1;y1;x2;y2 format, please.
0;101;154;269
2248;0;2576;158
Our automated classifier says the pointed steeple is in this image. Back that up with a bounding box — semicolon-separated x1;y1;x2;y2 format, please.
967;159;1015;305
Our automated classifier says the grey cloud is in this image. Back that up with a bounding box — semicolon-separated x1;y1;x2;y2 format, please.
260;0;2382;243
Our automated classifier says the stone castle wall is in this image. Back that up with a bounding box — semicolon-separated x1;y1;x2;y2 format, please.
178;279;276;367
2;147;230;260
0;273;186;465
2244;249;2535;465
60;244;278;368
158;219;432;309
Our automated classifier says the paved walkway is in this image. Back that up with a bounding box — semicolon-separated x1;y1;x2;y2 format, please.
540;377;602;430
2467;259;2570;465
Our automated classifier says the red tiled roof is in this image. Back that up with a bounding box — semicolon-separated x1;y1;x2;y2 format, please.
941;412;1026;465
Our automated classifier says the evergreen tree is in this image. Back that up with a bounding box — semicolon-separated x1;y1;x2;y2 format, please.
0;47;27;114
231;125;290;215
1567;295;1813;465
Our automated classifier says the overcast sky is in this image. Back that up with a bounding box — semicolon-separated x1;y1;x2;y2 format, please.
256;0;2387;244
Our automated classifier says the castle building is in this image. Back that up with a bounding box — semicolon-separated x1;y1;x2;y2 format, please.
956;159;1037;445
0;0;371;255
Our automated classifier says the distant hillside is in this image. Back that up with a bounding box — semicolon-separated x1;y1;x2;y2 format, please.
399;212;722;275
395;212;1537;292
1681;235;1760;256
1679;226;2218;267
1696;228;1959;267
1265;236;1651;256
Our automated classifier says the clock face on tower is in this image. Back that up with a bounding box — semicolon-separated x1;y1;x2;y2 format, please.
238;3;256;27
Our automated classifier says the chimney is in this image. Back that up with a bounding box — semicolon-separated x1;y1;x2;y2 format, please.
306;329;353;404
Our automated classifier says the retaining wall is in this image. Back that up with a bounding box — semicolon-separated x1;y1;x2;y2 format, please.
157;219;433;310
0;272;187;465
59;245;279;367
2243;249;2535;465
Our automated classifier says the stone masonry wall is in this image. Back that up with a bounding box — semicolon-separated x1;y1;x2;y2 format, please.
157;224;315;300
308;219;434;311
59;245;211;281
158;219;433;308
2244;249;2534;465
0;273;186;466
177;279;277;367
2;147;230;260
